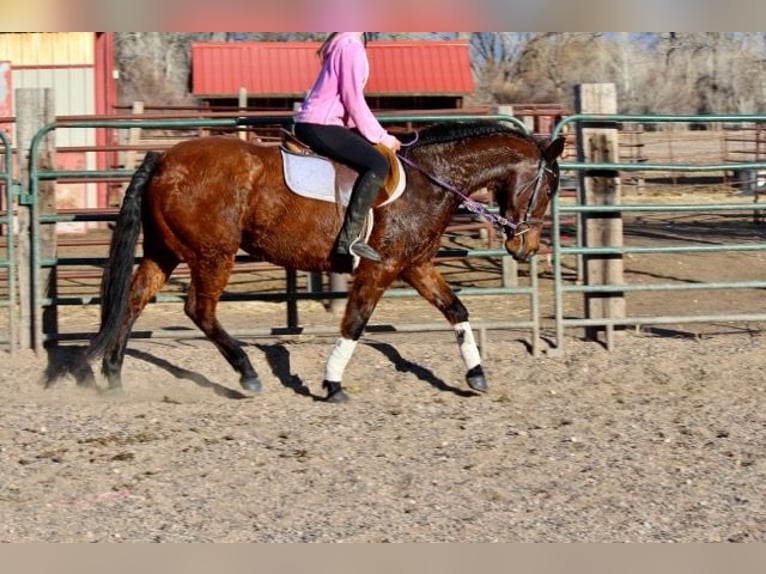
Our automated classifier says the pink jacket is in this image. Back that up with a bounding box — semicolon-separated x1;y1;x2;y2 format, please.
294;33;398;148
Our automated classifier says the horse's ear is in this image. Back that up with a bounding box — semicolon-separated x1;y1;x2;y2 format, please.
545;136;566;162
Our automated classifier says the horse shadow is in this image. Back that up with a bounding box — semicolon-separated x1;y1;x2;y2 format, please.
251;342;316;399
44;343;252;400
44;339;476;400
253;340;475;398
124;346;255;399
364;340;477;397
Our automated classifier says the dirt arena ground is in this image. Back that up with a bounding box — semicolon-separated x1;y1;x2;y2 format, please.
1;193;765;542
0;320;764;542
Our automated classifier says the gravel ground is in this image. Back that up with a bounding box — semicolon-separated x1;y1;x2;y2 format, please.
1;324;764;542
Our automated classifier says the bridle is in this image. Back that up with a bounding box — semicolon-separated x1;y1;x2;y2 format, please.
516;158;554;232
396;147;554;237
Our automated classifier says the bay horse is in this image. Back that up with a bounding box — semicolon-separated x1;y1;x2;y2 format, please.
57;121;564;402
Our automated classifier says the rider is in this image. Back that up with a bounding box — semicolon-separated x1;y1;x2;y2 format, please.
294;32;402;268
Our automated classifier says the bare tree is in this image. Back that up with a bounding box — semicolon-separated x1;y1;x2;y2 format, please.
113;32;766;114
485;33;609;105
114;32;330;105
649;32;766;113
114;32;198;105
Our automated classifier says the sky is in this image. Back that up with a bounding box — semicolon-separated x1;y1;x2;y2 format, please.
2;0;766;32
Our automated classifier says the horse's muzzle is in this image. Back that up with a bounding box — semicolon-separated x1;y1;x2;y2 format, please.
504;225;539;262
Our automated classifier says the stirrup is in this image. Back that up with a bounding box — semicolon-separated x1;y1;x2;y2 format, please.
349;240;382;262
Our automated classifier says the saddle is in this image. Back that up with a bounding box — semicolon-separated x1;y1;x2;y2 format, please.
280;129;405;207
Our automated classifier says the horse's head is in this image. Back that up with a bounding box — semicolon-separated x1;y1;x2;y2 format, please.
496;136;566;262
402;122;567;263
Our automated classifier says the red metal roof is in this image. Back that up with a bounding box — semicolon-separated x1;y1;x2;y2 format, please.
191;40;474;98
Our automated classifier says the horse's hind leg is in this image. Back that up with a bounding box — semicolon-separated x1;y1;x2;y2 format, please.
185;257;261;392
103;255;177;390
401;262;487;393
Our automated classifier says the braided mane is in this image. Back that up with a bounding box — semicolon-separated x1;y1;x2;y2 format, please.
412;120;531;149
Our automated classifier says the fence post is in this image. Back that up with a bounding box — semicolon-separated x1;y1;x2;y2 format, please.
16;87;56;353
496;104;519;288
124;101;144;170
574;83;625;347
110;100;145;208
14;97;31;350
238;87;248;141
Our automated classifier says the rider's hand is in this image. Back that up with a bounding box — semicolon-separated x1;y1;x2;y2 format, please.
382;133;402;152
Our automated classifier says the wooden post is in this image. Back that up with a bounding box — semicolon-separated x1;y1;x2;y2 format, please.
501;258;518;287
574;83;625;345
16;88;56;353
494;104;520;287
116;100;144;207
124;100;144;172
238;87;248;141
14;113;31;351
494;104;514;126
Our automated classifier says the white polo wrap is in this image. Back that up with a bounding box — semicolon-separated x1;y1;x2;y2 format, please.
324;337;358;382
454;321;481;370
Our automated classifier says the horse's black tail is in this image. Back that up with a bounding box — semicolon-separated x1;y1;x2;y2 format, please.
84;151;162;363
45;151;161;386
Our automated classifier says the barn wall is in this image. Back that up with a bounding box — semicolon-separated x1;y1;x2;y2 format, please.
0;33;94;66
2;33;96;147
11;67;95;147
0;33;100;229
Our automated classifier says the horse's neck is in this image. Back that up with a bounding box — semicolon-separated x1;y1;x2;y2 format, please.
418;145;507;196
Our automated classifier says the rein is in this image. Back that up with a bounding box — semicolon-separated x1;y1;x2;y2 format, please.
396;149;549;234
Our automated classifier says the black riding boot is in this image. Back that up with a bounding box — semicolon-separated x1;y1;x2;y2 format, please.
334;171;383;263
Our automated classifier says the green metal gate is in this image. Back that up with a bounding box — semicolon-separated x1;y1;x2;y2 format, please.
0;130;17;351
550;114;766;351
25;113;544;354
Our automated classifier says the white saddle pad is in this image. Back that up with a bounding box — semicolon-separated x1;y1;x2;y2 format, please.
280;148;406;207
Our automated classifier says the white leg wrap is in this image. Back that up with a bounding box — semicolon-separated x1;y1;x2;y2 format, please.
324;337;358;382
454;321;481;370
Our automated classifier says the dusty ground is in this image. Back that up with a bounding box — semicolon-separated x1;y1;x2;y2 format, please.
1;199;766;543
0;323;764;543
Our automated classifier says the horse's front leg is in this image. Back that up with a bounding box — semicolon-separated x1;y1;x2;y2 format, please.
322;264;399;402
401;262;487;393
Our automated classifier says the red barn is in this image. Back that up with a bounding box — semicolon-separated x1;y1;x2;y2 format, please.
190;39;474;112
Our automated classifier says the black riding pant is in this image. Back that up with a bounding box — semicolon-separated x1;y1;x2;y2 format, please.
293;123;388;181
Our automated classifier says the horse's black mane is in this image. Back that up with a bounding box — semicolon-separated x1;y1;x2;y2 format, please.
412;120;531;148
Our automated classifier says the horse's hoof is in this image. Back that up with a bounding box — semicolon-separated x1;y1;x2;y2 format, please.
102;385;125;398
241;376;262;393
466;365;488;393
322;380;350;403
75;374;97;389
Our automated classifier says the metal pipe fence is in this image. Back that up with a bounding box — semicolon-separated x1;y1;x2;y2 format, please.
24;114;543;354
0;130;17;351
19;111;766;358
551;114;766;352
